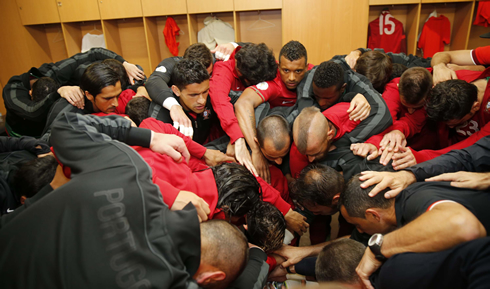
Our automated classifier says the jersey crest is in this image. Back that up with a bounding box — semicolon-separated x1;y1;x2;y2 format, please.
256;82;269;91
155;66;167;73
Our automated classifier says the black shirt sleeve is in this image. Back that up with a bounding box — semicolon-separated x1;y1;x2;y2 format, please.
0;136;50;155
228;247;269;289
145;57;181;106
405;135;490;181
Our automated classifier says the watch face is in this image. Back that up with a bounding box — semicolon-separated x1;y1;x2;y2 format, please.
369;234;382;246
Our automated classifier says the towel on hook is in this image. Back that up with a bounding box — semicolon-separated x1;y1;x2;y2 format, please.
164;17;181;56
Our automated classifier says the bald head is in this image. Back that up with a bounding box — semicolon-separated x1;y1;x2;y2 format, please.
256;115;291;163
197;220;248;289
257;115;290;151
293;106;330;155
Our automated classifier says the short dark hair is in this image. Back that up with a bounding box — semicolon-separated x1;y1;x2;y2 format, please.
279;40;307;65
184;43;213;69
390;63;408;80
316;239;365;283
172;59;210;91
256;115;290;150
212;163;262;217
426;79;478;122
31;77;60;102
398;67;433;105
313;61;345;90
247;201;286;253
354;51;392;93
291;163;344;207
294;106;321;154
235;43;277;85
80;62;121;97
200;220;249;289
102;59;129;89
338;174;393;218
125;97;150;126
12;155;58;200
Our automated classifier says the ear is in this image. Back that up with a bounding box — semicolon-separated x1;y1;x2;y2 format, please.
85;90;94;101
20;195;27;205
365;208;381;222
472;101;481;113
195;271;226;285
340;83;347;93
326;125;336;141
29;90;32;97
331;193;340;206
171;85;181;97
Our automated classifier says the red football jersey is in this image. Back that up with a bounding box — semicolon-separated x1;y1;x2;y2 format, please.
473;1;490;27
418;15;451;58
368;10;407;53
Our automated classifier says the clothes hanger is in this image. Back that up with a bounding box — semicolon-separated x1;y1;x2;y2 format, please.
88;24;103;35
247;11;275;31
53;27;64;43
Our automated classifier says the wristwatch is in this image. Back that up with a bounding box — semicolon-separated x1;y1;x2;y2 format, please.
368;233;387;261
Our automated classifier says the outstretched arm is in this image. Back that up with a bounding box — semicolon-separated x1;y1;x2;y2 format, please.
235;88;270;182
431;50;473;85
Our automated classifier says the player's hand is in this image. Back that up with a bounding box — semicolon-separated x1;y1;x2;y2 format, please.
203;149;236;167
350;143;379;160
150;132;190;163
170;105;194;138
345;50;362;69
379;130;406;153
379;130;407;166
226;141;236;157
285;209;308;236
432;63;457;85
356;247;382;289
359;170;416;199
171;190;210;222
251;150;271;184
123;116;137;127
211;43;236;61
392;146;417;170
58;86;85;109
134;86;151;100
123;61;145;85
274;244;310;268
426;172;490;190
235;138;258;176
347;93;371;121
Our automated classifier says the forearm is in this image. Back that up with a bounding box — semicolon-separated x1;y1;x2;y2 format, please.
381;203;486;258
235;100;259;152
431;50;474;67
145;75;174;106
431;51;452;67
407;136;490;180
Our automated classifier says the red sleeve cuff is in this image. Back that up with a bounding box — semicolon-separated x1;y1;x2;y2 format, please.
266;255;277;273
228;124;245;144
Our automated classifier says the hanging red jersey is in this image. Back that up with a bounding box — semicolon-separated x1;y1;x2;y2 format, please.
473;1;490;27
418;15;451;58
368;10;407;53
